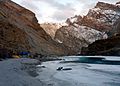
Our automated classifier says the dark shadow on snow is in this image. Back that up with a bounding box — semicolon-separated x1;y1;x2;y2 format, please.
61;57;120;65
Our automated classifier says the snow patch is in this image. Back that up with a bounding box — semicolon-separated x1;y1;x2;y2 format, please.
37;57;120;86
55;39;63;43
90;7;120;25
0;58;44;86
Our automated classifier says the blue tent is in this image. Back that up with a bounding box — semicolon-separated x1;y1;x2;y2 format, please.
19;52;30;55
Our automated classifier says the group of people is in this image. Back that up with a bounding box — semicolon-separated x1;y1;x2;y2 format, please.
0;47;46;61
0;48;31;60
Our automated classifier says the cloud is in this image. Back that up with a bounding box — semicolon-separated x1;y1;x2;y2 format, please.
20;1;39;11
53;8;75;21
75;0;120;15
12;0;120;23
39;0;76;21
51;2;76;21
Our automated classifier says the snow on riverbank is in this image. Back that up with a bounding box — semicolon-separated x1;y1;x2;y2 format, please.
0;57;120;86
0;58;45;86
37;57;120;86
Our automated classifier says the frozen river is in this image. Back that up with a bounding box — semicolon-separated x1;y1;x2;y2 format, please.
36;56;120;86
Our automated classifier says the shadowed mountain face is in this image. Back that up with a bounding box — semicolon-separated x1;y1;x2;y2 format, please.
0;0;76;56
83;17;120;56
84;35;120;56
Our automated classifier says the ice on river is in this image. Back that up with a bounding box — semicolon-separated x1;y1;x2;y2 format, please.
37;56;120;86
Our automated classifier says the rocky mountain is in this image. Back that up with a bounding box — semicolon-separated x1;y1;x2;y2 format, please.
0;0;75;56
55;2;120;54
65;15;82;26
40;23;63;39
81;2;120;33
55;25;107;54
83;16;120;56
81;2;120;56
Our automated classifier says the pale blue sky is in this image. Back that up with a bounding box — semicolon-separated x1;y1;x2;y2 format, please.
12;0;119;23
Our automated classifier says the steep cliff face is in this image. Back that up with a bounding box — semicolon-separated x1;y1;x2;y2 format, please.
0;0;31;52
0;0;74;56
55;25;107;53
0;21;30;52
81;2;120;33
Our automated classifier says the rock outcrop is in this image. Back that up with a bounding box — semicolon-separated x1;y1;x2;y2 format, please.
40;23;62;39
55;25;107;53
83;16;120;56
0;0;75;56
81;2;120;33
65;15;82;26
